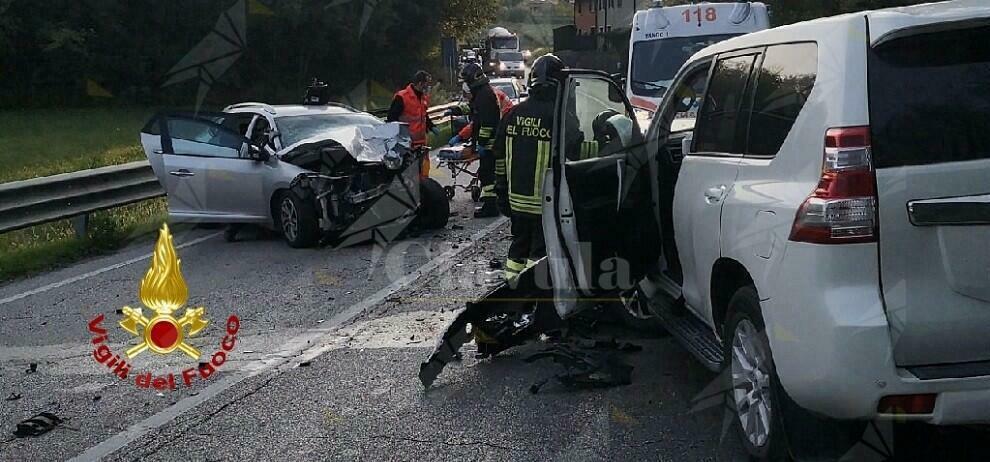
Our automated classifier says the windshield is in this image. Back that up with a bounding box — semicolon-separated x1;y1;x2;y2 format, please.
276;113;382;147
631;34;738;97
491;82;518;99
497;52;524;62
491;36;518;50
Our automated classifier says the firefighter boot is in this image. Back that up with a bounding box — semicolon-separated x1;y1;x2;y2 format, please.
474;198;499;218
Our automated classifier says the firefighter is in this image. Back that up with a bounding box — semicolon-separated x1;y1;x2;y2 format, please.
387;70;440;178
492;54;567;280
459;63;502;218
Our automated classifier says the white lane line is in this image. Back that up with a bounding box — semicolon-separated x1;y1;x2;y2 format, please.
0;231;221;307
68;217;508;462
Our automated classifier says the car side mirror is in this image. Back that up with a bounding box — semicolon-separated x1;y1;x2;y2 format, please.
248;144;270;161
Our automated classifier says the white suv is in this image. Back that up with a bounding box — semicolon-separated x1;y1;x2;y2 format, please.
542;1;990;459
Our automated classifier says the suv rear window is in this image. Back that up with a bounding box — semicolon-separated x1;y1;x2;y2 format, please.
869;24;990;168
746;43;817;157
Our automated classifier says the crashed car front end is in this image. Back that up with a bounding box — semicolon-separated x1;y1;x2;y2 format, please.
280;122;424;246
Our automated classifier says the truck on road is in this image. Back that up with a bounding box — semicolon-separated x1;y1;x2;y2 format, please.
483;27;521;75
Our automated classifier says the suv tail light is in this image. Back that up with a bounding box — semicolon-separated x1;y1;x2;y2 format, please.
789;126;878;244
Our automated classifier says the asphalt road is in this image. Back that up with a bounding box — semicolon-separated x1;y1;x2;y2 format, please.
2;156;988;461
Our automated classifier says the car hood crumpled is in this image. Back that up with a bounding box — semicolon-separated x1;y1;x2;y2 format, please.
279;122;413;165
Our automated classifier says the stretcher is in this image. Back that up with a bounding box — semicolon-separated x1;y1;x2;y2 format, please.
435;144;481;202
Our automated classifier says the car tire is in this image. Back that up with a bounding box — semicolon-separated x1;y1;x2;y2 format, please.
723;285;867;461
278;191;319;248
417;178;450;230
723;286;789;461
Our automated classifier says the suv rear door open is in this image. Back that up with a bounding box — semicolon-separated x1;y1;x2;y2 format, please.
869;20;990;368
544;71;661;317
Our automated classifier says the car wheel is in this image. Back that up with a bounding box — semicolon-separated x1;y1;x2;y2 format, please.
416;178;450;230
724;285;867;461
723;286;788;461
278;191;318;248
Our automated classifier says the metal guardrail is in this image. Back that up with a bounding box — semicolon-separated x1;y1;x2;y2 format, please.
0;161;164;236
0;103;461;237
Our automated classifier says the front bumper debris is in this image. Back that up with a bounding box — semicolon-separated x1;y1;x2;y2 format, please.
419;258;556;388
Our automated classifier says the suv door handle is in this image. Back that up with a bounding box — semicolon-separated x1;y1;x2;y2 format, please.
704;185;727;204
169;169;195;177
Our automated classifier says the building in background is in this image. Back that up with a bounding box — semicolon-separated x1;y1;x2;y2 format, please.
575;0;597;35
560;0;646;73
574;0;647;35
595;0;646;34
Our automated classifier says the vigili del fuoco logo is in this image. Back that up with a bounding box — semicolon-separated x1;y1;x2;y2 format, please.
87;224;240;391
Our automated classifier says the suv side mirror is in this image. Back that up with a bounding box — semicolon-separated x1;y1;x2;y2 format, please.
611;73;626;88
681;132;694;156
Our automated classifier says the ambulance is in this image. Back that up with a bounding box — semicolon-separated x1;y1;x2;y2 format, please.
626;1;770;113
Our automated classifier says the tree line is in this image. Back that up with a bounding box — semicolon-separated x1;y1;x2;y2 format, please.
0;0;497;109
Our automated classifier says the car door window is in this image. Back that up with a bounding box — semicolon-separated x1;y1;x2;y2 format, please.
249;116;274;148
746;43;818;157
693;53;758;155
166;117;246;159
563;76;640;161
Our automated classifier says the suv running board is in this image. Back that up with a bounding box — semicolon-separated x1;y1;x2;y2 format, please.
650;294;724;372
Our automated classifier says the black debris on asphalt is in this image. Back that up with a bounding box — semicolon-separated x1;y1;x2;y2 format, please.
524;341;638;394
13;412;62;438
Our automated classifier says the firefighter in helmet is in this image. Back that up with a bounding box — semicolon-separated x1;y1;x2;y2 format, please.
492;54;568;280
459;63;502;218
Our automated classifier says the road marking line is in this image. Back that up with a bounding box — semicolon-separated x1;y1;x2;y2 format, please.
0;231;221;307
68;217;508;462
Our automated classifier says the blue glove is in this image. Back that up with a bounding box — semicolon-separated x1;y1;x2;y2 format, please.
430;126;441;137
448;135;462;147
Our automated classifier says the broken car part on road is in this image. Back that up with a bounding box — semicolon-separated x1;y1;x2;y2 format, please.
419;258;645;391
419;258;556;388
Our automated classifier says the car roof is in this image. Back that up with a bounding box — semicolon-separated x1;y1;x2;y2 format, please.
688;0;989;61
225;103;365;117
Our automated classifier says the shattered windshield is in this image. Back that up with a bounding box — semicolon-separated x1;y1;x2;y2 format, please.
275;113;383;147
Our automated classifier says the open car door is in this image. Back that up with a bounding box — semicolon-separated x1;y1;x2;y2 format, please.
142;112;269;222
543;71;662;318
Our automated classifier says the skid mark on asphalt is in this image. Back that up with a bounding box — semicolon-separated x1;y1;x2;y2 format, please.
66;217;507;462
0;231;221;308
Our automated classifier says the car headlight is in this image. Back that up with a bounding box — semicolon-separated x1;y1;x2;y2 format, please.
499;63;507;70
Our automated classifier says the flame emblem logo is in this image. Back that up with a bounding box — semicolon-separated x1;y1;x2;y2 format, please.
119;224;209;359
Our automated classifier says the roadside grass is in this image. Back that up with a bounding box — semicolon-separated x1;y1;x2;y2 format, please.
0;107;166;281
0;107;154;184
0;198;168;281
